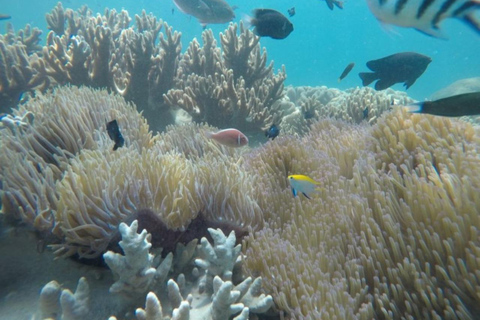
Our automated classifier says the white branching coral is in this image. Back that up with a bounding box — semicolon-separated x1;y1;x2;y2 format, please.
38;277;90;320
105;227;273;320
132;275;272;320
194;228;242;280
103;220;173;295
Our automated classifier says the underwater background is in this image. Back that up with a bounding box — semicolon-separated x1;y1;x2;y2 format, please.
1;0;480;320
3;0;480;100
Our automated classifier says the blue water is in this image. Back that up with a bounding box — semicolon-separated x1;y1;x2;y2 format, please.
2;0;480;100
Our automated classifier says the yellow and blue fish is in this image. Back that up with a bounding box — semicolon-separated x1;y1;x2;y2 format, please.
288;175;320;199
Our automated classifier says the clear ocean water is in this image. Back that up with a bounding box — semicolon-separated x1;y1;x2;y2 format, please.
3;0;480;100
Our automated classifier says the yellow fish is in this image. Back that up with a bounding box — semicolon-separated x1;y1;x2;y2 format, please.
288;175;320;199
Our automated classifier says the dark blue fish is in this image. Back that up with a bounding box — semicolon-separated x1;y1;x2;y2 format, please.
0;14;11;21
363;107;369;119
359;52;431;90
287;7;295;17
106;120;124;151
324;0;344;10
406;92;480;117
338;62;355;82
265;124;280;140
248;9;294;39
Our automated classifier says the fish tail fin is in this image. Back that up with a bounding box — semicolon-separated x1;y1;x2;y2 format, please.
334;1;344;9
325;0;335;10
205;131;213;139
405;102;424;113
462;13;480;36
242;14;253;29
358;72;378;86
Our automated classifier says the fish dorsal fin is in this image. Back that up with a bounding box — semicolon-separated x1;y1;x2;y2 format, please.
253;8;277;18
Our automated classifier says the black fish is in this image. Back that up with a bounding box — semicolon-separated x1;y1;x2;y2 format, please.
359;52;431;90
0;14;11;20
248;9;294;39
287;7;295;17
106;120;124;151
338;62;355;82
324;0;344;10
406;92;480;117
265;124;280;140
363;107;369;119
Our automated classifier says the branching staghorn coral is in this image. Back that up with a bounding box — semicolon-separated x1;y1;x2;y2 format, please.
39;277;90;320
40;4;183;131
106;227;273;320
164;22;286;133
242;108;480;319
0;39;48;112
3;22;43;55
104;220;173;295
0;86;153;232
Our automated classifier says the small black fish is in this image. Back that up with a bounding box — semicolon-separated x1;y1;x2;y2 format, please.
0;14;11;21
406;92;480;117
248;9;294;39
338;62;355;82
324;0;344;10
359;52;431;91
265;124;280;140
287;7;295;17
106;120;124;151
304;110;315;119
363;107;369;119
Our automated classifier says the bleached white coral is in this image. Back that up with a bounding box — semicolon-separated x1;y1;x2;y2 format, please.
194;228;241;280
134;275;272;320
120;228;273;320
38;277;90;320
103;220;173;294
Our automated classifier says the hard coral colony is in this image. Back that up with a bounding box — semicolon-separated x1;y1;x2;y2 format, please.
0;2;479;320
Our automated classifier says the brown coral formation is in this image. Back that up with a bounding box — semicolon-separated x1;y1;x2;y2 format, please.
164;22;286;134
242;108;480;319
1;3;285;133
0;31;47;112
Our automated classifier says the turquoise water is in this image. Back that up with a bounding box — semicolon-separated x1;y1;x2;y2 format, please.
3;0;480;100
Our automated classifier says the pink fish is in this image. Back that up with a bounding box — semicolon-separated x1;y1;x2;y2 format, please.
205;128;249;148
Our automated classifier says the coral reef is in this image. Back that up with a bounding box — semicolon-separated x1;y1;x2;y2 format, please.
104;220;173;295
105;226;273;320
242;108;480;319
280;86;413;135
0;35;48;112
164;22;286;134
39;277;90;320
430;77;480;100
